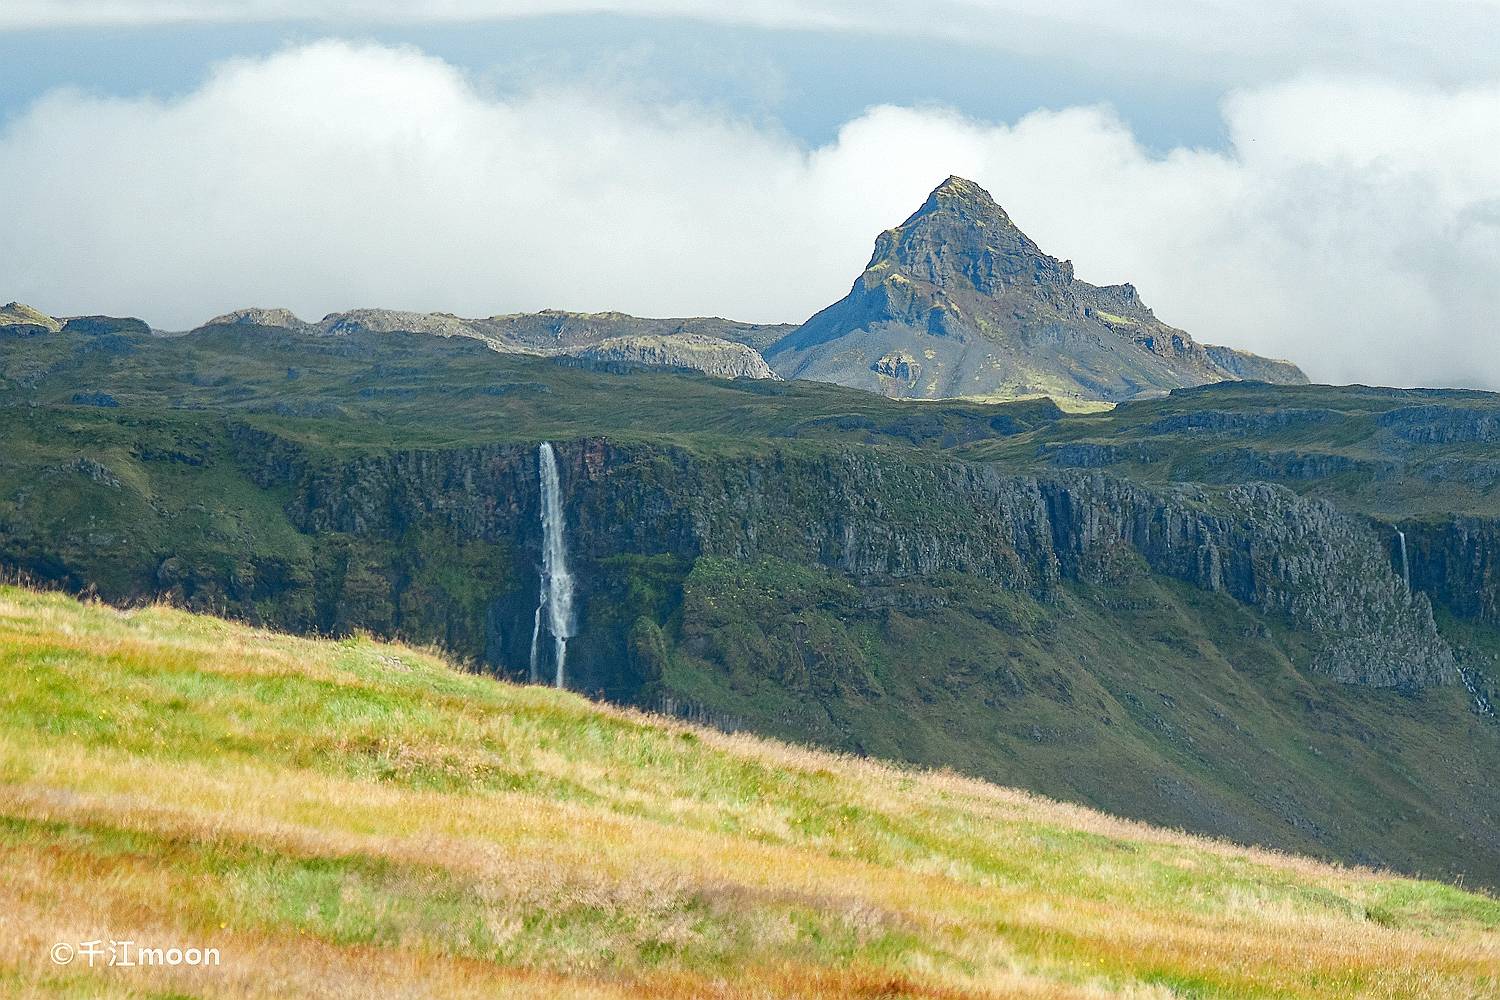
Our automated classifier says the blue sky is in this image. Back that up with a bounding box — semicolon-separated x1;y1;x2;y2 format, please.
2;3;1499;389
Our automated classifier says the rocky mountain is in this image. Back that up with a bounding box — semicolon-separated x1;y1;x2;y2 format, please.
764;177;1306;402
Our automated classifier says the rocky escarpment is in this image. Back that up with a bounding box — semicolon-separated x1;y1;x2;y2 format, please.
1378;404;1500;444
249;434;1451;692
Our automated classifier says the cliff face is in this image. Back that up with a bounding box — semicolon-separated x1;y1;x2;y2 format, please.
1401;516;1500;625
244;434;1450;692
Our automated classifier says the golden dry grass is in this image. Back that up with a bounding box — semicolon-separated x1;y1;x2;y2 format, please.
0;585;1494;998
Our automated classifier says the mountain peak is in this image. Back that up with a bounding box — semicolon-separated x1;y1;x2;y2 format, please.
908;175;1018;229
926;174;998;206
867;176;1055;294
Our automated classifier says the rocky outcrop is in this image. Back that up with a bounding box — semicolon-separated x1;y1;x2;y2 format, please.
206;307;313;331
0;301;61;336
765;176;1308;402
319;308;477;340
1204;345;1310;385
871;351;921;385
573;334;776;380
465;310;795;354
60;315;152;337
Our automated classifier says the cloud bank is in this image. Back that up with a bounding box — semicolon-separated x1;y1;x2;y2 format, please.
2;40;1497;389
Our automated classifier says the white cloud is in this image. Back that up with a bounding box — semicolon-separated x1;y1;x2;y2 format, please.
2;40;1497;389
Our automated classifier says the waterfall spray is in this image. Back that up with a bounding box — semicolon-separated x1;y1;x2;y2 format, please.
1396;529;1410;589
531;442;575;689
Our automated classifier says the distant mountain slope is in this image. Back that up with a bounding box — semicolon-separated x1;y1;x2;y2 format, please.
205;306;791;380
0;301;61;335
466;309;796;353
4;584;1494;999
765;177;1307;402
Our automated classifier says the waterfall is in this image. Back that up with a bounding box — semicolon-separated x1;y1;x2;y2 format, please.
1456;665;1495;718
1396;529;1410;588
529;442;575;689
528;605;543;684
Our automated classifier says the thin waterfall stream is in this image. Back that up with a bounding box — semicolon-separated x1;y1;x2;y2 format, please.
528;442;575;688
1391;526;1491;717
1396;528;1410;589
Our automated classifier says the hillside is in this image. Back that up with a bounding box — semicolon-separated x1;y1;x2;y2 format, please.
765;177;1306;402
1;584;1495;998
0;319;1497;890
205;306;792;380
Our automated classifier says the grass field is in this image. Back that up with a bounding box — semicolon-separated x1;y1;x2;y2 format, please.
1;584;1496;998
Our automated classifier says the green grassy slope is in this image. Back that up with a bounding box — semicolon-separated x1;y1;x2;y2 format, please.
2;585;1496;999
